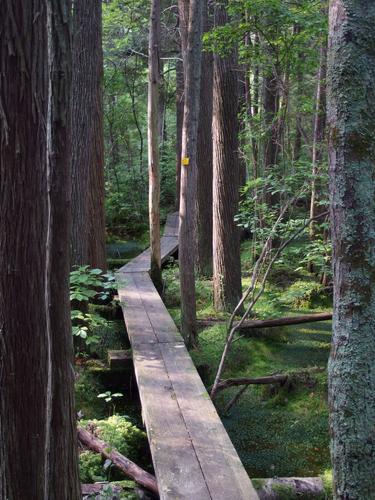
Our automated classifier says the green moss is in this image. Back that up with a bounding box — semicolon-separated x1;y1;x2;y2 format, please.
79;451;104;483
162;241;333;480
251;478;267;490
75;368;107;419
271;483;297;499
81;415;148;466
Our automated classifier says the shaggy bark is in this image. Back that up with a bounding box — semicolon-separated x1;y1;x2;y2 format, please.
71;0;107;270
0;1;81;498
212;3;242;312
328;2;375;497
178;0;203;345
196;0;213;277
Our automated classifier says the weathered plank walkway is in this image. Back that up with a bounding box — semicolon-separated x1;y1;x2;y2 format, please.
116;213;259;499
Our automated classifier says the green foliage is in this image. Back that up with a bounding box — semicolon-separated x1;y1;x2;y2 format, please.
79;451;104;483
98;391;124;416
70;266;115;303
70;266;117;353
279;280;327;309
81;415;148;467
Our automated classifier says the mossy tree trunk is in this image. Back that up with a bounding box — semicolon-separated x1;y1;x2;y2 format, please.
328;2;375;497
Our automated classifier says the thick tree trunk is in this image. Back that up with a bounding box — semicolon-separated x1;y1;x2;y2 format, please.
309;40;327;239
178;0;203;345
195;0;213;277
328;2;375;498
78;427;158;495
212;4;243;312
0;2;81;498
71;0;107;270
148;0;162;288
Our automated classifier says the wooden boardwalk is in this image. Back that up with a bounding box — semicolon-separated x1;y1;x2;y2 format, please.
116;213;259;499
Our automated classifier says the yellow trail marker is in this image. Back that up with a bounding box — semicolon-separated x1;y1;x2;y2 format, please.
182;157;190;166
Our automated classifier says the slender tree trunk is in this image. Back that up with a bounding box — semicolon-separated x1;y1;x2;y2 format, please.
309;40;327;239
328;2;375;498
0;2;81;498
71;0;107;270
148;0;162;288
175;58;184;211
293;24;303;162
212;3;243;312
175;0;189;210
179;0;203;345
263;71;279;175
195;0;213;277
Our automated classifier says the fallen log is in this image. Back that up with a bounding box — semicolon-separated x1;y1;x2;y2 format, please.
198;312;332;330
78;426;159;496
255;477;325;498
82;482;122;497
213;374;288;394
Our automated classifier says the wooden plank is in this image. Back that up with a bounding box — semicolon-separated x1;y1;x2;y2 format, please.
132;273;181;344
117;274;158;345
118;235;177;273
132;343;211;500
160;236;178;264
163;212;179;237
108;350;132;370
160;343;259;500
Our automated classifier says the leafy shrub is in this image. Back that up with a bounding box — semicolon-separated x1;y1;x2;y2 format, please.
70;266;117;353
81;415;147;465
279;280;325;308
79;451;104;483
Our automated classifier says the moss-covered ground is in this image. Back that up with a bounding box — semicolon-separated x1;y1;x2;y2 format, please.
164;240;333;482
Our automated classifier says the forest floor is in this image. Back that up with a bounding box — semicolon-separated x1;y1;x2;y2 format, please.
164;239;332;484
75;236;333;497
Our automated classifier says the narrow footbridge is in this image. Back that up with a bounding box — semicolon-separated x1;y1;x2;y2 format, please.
116;213;258;500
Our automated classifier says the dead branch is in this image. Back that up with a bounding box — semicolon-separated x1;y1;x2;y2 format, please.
210;210;329;400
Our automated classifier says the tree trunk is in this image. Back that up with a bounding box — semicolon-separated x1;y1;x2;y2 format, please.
256;477;325;499
195;0;213;277
148;0;162;288
197;312;332;330
175;0;189;211
175;58;184;211
0;2;81;498
328;2;375;497
293;24;303;162
178;0;203;345
309;40;327;240
71;0;107;271
212;3;243;312
263;71;279;176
